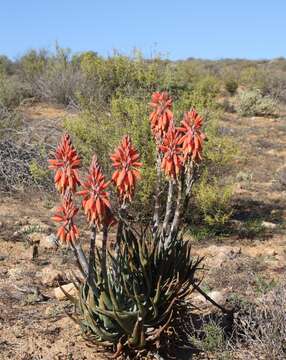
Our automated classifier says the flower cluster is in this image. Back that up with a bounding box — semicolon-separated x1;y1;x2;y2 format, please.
52;194;79;244
178;109;206;161
159;127;183;179
48;93;205;245
49;133;142;244
77;156;113;228
150;92;205;179
111;135;142;202
48;134;81;193
149;91;173;139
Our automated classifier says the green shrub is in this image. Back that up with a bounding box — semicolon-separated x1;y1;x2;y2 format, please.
29;159;50;183
0;55;14;75
64;94;156;214
77;52;168;108
239;66;268;92
224;77;238;96
0;73;29;109
180;75;220;111
195;172;234;229
236;89;277;117
18;49;48;82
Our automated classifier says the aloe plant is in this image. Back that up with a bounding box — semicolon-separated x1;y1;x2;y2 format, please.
48;92;224;358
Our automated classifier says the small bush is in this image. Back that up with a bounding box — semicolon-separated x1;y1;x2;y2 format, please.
236;89;277;117
0;55;14;75
224;77;238;96
0;73;29;109
234;283;286;359
195;172;234;229
239;66;267;92
29;159;51;184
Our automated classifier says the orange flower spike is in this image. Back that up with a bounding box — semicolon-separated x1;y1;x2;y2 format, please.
52;195;79;245
177;109;206;162
48;134;81;193
111;135;142;202
159;127;183;179
77;156;113;228
150;91;173;139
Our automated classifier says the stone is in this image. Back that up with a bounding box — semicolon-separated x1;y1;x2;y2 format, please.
40;234;58;250
54;283;77;301
40;266;64;287
261;221;277;229
194;289;227;308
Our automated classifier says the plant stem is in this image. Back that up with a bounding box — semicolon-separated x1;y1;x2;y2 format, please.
166;177;183;247
73;242;89;275
162;179;174;235
102;224;108;282
88;225;96;285
152;153;161;233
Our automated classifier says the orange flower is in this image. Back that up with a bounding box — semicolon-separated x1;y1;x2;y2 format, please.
77;156;113;228
52;194;79;244
111;135;142;202
177;109;206;161
159;127;183;179
48;134;81;193
150;91;173;139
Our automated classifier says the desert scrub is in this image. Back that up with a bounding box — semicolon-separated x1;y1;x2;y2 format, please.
0;73;30;109
48;92;228;358
76;51;169;108
233;283;286;359
224;77;238;96
236;89;277;117
194;171;234;229
29;159;51;184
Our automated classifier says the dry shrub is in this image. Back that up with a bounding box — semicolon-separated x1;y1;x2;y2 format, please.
236;89;277;117
233;283;286;360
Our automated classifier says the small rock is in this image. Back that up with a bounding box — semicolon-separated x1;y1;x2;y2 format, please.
12;230;21;240
40;266;65;287
194;289;227;308
0;255;7;261
207;290;226;305
261;221;277;229
54;283;77;300
41;234;58;250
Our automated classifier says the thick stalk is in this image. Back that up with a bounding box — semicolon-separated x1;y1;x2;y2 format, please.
115;202;127;259
88;225;96;285
162;179;174;234
183;161;196;210
166;177;183;247
152;153;161;233
102;224;108;282
73;242;89;275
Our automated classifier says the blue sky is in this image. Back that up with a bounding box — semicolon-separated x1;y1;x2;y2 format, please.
0;0;285;60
